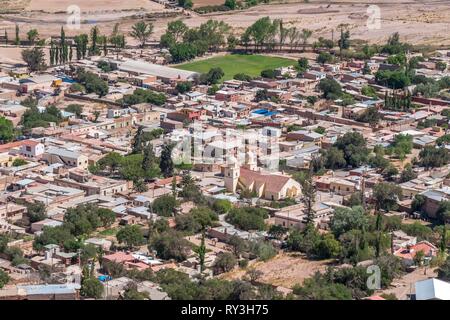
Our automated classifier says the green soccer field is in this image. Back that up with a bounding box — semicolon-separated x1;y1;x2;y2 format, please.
176;54;296;81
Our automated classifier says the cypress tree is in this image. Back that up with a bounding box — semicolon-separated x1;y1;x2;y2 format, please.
14;24;19;45
375;212;382;258
142;143;156;172
49;43;55;66
131;126;144;154
159;143;174;178
197;232;206;272
63;44;68;63
60;26;65;46
90;26;98;55
55;46;59;65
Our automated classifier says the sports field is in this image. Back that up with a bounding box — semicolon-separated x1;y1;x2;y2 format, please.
176;54;296;81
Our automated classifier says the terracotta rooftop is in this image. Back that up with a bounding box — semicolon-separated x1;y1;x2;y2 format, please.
103;252;134;264
240;167;291;193
394;241;438;260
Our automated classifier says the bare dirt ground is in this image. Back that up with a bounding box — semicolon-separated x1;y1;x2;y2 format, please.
0;47;27;64
189;0;450;46
220;252;334;288
375;267;438;300
0;0;449;43
185;234;233;254
1;1;449;63
193;0;226;8
0;46;53;65
0;0;30;12
0;0;162;12
0;0;170;46
25;0;157;12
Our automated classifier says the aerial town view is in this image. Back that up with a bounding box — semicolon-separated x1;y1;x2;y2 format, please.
0;0;450;307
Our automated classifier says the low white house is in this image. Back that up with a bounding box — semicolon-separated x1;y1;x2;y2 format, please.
415;278;450;300
20;140;45;158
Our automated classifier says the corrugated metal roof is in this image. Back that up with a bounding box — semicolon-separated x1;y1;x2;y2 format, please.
18;283;80;296
118;59;198;80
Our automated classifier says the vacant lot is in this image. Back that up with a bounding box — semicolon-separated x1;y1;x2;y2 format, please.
177;54;296;80
220;252;333;288
192;0;226;8
26;0;157;12
0;0;29;12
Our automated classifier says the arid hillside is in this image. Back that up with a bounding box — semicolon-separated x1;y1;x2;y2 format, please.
0;0;449;48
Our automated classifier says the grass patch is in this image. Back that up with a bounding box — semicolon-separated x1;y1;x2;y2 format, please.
176;54;296;81
98;227;119;237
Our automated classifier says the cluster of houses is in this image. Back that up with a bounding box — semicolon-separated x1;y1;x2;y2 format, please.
1;45;450;300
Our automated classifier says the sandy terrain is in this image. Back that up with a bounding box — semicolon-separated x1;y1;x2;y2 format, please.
0;0;448;44
25;0;159;12
1;1;449;63
0;0;30;12
0;47;27;64
193;0;226;8
185;1;450;46
0;0;170;44
220;252;333;288
0;46;51;65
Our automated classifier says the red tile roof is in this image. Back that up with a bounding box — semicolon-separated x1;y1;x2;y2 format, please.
103;252;134;264
21;140;40;147
240;168;291;193
0;140;27;153
155;176;181;187
394;241;438;260
125;261;150;271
